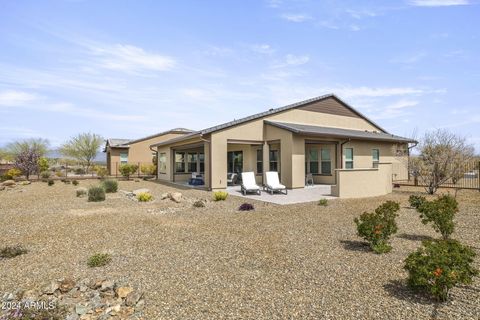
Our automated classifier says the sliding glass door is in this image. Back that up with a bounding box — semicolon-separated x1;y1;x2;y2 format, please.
227;151;243;174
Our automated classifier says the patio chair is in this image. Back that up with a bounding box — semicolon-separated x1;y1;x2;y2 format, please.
227;173;238;186
240;172;261;195
265;171;287;195
305;173;314;187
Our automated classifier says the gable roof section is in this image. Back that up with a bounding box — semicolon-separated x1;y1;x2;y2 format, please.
127;128;193;145
265;121;416;143
151;94;391;147
107;139;131;147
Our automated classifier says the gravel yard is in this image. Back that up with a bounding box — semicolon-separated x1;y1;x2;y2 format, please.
0;180;479;319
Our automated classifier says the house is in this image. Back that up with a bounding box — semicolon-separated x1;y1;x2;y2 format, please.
151;94;415;198
104;128;193;175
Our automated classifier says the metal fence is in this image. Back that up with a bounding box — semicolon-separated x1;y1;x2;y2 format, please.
396;160;480;190
109;162;157;179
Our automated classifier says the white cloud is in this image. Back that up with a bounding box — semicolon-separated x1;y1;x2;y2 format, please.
285;54;310;66
390;51;428;64
280;13;312;22
0;90;39;106
90;44;175;73
408;0;469;6
346;9;378;19
385;99;419;109
330;86;424;98
251;44;276;55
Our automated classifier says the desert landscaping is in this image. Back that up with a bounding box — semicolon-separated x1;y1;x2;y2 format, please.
1;180;479;319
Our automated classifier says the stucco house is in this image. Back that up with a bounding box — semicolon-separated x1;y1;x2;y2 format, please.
151;94;415;198
104;128;193;175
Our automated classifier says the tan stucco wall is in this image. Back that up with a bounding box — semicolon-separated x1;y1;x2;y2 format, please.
332;163;393;198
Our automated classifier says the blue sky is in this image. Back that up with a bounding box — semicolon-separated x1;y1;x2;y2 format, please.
0;0;479;151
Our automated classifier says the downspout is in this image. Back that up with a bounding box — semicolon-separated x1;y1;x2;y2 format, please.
199;135;211;191
407;141;418;182
149;145;158;180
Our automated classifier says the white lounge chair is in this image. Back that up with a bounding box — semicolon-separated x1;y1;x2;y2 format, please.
227;173;238;186
241;172;261;195
265;171;287;195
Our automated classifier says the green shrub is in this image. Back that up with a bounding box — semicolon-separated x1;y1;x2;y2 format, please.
119;163;139;180
76;188;87;197
213;191;228;201
354;201;400;254
417;195;458;240
409;195;426;209
37;157;49;173
101;179;118;193
88;186;106;202
0;245;28;259
140;163;156;176
94;166;108;179
404;239;478;302
137;192;153;202
4;168;22;180
87;253;112;267
48;179;54;186
318;199;328;206
74;167;86;175
40;171;51;179
72;179;79;186
55;171;64;178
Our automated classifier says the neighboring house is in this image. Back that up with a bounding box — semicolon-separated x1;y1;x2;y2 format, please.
151;94;416;198
104;128;193;175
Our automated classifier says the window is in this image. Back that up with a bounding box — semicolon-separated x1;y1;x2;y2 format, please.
345;148;354;169
199;153;205;173
227;151;243;174
321;148;331;174
372;149;380;168
256;149;263;174
120;152;128;164
158;153;167;174
187;153;198;173
308;148;319;174
269;150;279;172
175;152;185;173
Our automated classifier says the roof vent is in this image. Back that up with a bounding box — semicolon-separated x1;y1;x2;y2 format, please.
269;108;274;111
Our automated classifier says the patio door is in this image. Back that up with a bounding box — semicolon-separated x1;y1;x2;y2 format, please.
227;151;243;175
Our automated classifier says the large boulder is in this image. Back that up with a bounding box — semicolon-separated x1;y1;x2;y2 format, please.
1;180;15;187
132;188;150;196
169;192;183;203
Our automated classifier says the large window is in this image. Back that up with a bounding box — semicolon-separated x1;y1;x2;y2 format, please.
269;150;279;172
120;152;128;164
199;153;205;173
175;152;185;173
308;148;319;174
344;148;354;169
372;149;380;168
227;151;243;174
158;153;167;174
256;149;263;174
321;148;331;174
188;153;198;173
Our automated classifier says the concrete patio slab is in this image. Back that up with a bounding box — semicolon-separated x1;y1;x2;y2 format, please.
226;184;336;205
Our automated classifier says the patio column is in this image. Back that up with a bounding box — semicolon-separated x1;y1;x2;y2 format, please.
262;141;269;185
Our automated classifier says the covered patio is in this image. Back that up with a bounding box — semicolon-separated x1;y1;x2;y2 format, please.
226;184;335;205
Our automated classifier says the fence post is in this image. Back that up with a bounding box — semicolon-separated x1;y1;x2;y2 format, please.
138;162;140;178
65;163;68;178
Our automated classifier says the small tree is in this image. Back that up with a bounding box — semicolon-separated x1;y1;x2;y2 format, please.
15;149;41;180
119;163;138;180
417;195;458;240
60;133;103;173
410;130;475;194
6;139;49;180
37;157;49;173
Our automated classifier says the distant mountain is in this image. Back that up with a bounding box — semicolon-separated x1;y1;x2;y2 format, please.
46;149;106;164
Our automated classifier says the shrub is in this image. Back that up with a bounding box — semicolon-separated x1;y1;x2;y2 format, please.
417;195;458;240
40;171;51;179
318;199;328;206
404;239;478;302
354;201;400;254
94;166;108;179
140;163;156;176
72;179;79;186
88;186;106;202
55;171;64;177
74;167;86;175
37;157;49;173
409;195;426;209
137;192;153;202
0;245;28;259
101;179;118;193
87;253;112;267
119;163;138;180
4;168;22;180
47;179;54;186
213;191;228;201
1;306;66;319
238;203;254;211
76;188;87;197
193;200;206;208
62;179;71;184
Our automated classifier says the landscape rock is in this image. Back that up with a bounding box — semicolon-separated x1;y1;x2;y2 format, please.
132;188;150;196
169;192;183;203
59;278;76;293
125;291;143;307
116;286;134;298
1;180;15;186
100;280;115;292
43;281;59;295
161;192;169;200
20;181;31;185
0;186;5;191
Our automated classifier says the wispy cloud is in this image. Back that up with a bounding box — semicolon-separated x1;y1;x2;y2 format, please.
329;86;424;98
251;44;276;55
390;51;428;64
408;0;469;7
271;54;310;68
371;99;419;120
0;90;39;106
346;9;378;19
280;13;312;22
89;44;176;73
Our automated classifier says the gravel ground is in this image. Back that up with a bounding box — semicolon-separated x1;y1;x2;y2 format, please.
0;180;479;319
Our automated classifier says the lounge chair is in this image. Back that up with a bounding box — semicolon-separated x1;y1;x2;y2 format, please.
265;171;287;195
240;172;261;195
227;173;238;186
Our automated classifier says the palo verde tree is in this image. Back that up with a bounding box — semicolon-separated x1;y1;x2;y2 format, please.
5;138;50;180
60;133;104;173
409;129;475;194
